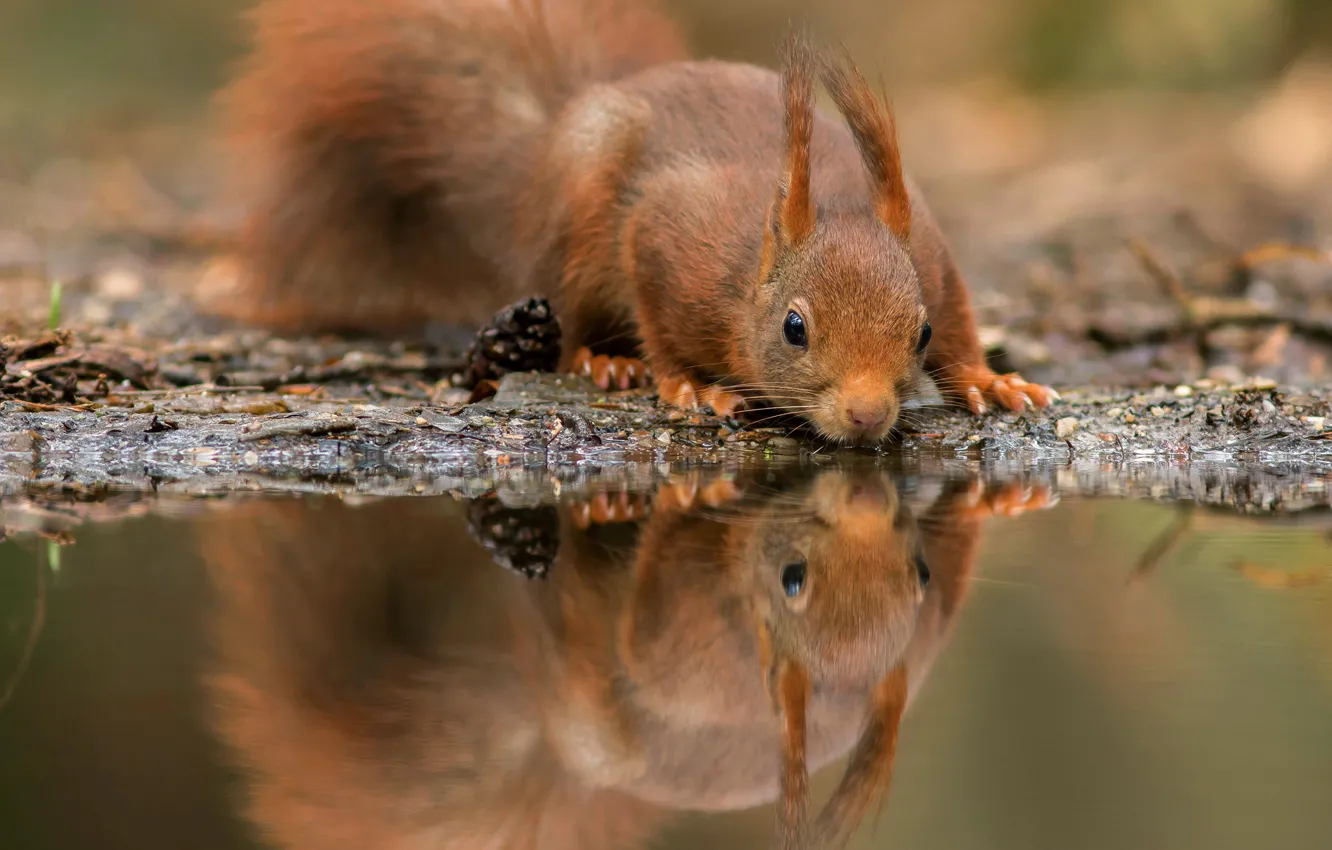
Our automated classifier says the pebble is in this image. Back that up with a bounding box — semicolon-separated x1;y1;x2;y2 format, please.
1251;376;1278;390
1124;413;1137;424
416;416;429;426
655;430;672;444
1262;399;1277;414
1055;417;1080;439
1150;406;1167;417
1105;407;1123;418
1174;385;1193;397
1306;416;1326;431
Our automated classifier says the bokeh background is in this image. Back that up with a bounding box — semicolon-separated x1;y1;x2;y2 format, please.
2;0;1332;387
3;0;1332;180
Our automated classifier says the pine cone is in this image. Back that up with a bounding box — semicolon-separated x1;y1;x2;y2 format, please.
465;496;560;579
462;297;562;387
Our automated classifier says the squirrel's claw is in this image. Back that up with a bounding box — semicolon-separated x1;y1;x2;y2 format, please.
951;366;1056;415
568;490;650;529
958;479;1057;519
656;374;746;418
572;347;652;391
657;476;743;511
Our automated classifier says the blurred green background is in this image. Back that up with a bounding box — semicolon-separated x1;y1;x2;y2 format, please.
1;0;1331;132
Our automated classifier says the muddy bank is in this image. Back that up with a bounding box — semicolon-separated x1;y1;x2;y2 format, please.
3;370;1330;517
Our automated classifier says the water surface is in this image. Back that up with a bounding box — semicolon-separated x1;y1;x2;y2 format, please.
2;466;1331;850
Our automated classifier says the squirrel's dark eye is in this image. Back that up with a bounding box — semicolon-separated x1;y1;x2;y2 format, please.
780;560;807;597
916;321;932;355
783;310;808;349
915;552;931;588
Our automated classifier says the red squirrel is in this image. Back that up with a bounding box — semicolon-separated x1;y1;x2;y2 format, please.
220;0;1056;443
200;470;1048;850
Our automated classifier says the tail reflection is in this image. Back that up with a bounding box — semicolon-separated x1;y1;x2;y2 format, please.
200;471;1047;849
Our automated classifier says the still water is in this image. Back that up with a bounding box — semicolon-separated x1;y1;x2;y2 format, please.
2;467;1331;850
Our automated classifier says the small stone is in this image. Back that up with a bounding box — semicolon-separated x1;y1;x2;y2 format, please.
1193;378;1216;390
1124;413;1137;424
1105;407;1123;418
1150;406;1167;417
416;416;429;426
1262;399;1277;414
1055;417;1080;439
242;451;259;465
1251;376;1278;390
1306;416;1326;431
1174;385;1193;397
655;430;672;444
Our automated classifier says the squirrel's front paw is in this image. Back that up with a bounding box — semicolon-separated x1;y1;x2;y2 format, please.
958;479;1057;519
948;366;1058;415
656;474;744;512
656;374;746;418
571;347;652;391
568;490;651;529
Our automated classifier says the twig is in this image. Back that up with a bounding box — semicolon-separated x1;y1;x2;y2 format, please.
1128;503;1195;584
238;417;359;442
1237;241;1331;270
1126;237;1197;322
10;400;98;413
109;384;270;397
1231;560;1329;589
0;557;46;714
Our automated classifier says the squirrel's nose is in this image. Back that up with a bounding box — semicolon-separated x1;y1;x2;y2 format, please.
843;399;888;432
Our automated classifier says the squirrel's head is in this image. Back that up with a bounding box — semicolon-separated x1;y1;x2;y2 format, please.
737;469;928;695
733;467;926;850
750;34;929;446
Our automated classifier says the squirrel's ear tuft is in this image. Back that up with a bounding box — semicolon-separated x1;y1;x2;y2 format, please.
818;45;911;242
759;28;818;287
775;657;812;850
777;28;818;245
810;664;909;847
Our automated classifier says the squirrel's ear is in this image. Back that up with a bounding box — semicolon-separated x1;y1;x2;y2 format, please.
810;664;909;847
818;46;911;242
759;28;818;285
755;611;812;850
774;657;812;850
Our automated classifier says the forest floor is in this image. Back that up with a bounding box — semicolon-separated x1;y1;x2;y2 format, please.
3;87;1332;519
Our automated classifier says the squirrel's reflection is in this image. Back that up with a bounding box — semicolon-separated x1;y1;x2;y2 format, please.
199;470;1049;850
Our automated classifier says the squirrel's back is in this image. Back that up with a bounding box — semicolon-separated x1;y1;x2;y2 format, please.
218;0;687;333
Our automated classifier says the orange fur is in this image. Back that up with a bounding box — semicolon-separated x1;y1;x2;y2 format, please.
818;45;911;241
777;31;818;247
218;0;1055;437
195;471;1049;850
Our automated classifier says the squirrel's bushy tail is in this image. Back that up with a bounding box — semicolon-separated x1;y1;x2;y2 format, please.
214;0;687;333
